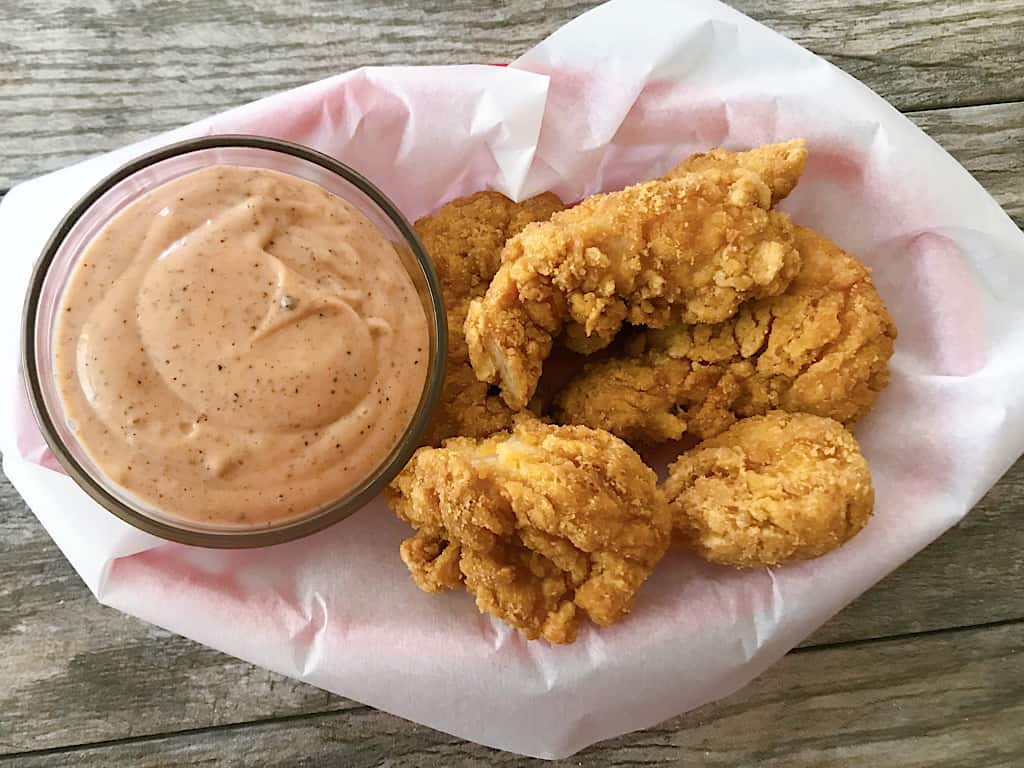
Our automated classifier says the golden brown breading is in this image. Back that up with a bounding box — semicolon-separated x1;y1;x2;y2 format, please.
415;191;564;445
555;226;896;443
465;169;802;409
385;417;671;644
417;190;566;309
664;411;874;567
663;139;808;205
555;141;808;357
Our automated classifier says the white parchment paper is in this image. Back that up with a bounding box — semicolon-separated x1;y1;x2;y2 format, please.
2;0;1023;758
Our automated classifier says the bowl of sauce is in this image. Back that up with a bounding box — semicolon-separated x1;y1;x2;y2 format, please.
22;135;446;547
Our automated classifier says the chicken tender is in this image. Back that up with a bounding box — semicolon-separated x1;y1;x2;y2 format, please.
385;417;671;643
555;226;896;443
552;139;810;355
466;169;802;410
664;138;808;205
664;411;873;567
415;191;564;444
464;141;807;407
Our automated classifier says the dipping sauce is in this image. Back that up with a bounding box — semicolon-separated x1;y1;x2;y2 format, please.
54;166;430;526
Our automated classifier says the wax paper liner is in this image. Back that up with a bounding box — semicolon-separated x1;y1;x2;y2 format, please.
1;0;1023;758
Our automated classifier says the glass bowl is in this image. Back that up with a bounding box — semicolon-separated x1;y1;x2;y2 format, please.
22;135;447;548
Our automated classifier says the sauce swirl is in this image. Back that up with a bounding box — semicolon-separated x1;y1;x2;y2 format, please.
55;166;429;526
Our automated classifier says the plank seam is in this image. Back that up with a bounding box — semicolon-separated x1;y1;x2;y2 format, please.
0;708;364;762
904;96;1024;114
795;615;1024;655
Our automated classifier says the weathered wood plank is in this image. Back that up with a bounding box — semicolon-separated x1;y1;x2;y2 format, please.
805;455;1024;645
2;0;1022;188
735;0;1024;111
909;101;1024;226
0;482;352;755
3;0;593;188
1;457;1021;754
4;621;1021;767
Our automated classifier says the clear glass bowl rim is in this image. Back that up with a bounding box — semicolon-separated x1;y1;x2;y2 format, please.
20;134;448;548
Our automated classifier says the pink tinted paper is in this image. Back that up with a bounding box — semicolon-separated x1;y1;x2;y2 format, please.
2;0;1024;758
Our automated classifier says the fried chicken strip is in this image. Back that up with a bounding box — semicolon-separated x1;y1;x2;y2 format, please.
415;191;564;445
555;226;896;443
557;140;809;355
663;138;808;205
385;417;671;644
466;168;802;409
555;140;808;355
664;411;874;567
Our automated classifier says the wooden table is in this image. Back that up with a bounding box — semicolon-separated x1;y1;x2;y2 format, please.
2;2;1022;765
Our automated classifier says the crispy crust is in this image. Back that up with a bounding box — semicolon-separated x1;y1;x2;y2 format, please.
555;226;896;442
663;139;808;205
466;169;802;409
414;191;564;445
663;411;874;568
386;417;671;643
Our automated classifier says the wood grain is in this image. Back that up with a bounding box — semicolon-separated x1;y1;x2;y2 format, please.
910;102;1024;225
4;621;1021;767
735;0;1024;111
2;0;1023;188
0;483;349;755
804;456;1024;645
1;457;1021;754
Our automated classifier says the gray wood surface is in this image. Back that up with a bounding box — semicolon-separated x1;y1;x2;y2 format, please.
5;623;1022;767
910;103;1024;226
2;0;1023;189
2;0;1023;765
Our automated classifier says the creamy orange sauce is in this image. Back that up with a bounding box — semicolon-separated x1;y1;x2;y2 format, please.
55;166;429;526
